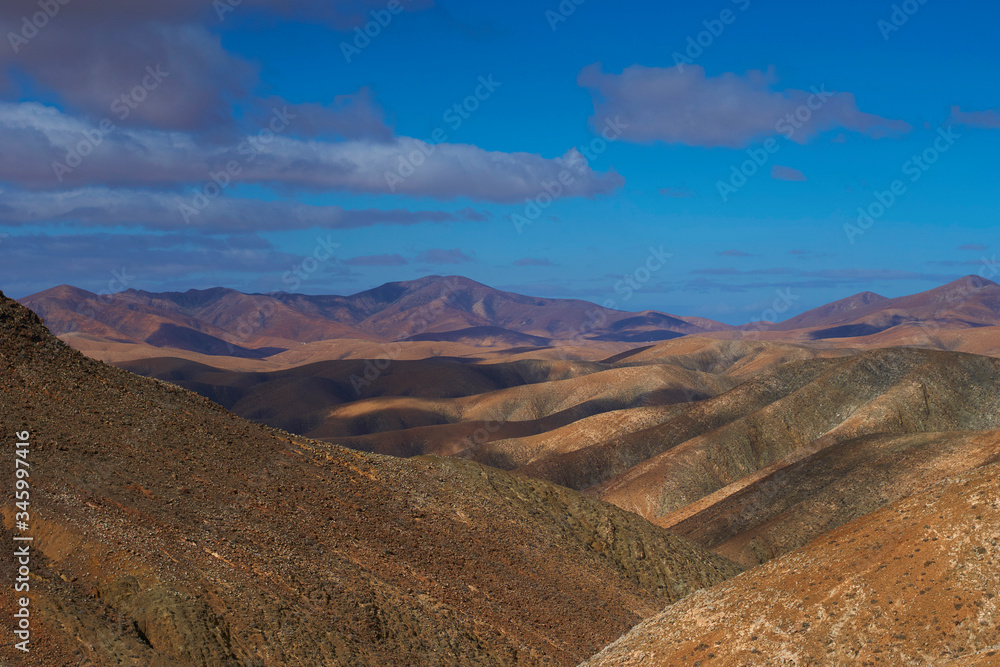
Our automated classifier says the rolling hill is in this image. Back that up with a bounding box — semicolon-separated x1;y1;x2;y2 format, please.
0;291;742;666
20;276;1000;375
113;334;1000;570
19;277;732;360
583;453;1000;665
761;275;1000;339
585;346;1000;519
7;278;1000;665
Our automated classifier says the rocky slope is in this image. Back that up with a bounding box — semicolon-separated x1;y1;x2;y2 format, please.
0;292;741;666
116;333;1000;582
582;457;1000;665
662;430;1000;567
588;347;1000;521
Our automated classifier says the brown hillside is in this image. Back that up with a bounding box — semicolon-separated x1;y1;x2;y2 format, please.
20;277;733;359
582;458;1000;666
662;430;1000;567
590;347;1000;523
0;292;740;666
764;275;1000;339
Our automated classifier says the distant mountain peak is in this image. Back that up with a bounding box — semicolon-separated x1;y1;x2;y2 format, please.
26;284;98;300
852;291;888;302
943;274;998;290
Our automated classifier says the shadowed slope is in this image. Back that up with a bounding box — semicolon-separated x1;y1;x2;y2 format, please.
512;356;842;492
765;275;1000;338
602;337;848;378
590;347;1000;523
662;430;1000;567
583;458;1000;666
118;356;610;435
0;292;740;666
319;364;733;435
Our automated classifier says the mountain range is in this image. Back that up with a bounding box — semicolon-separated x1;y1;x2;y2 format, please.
0;291;741;665
6;276;1000;664
19;275;1000;366
18;277;727;358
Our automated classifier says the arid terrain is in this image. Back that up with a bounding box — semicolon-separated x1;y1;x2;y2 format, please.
0;292;741;666
583;455;1000;665
6;0;996;663
5;274;1000;665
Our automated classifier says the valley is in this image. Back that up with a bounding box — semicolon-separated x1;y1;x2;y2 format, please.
4;274;1000;664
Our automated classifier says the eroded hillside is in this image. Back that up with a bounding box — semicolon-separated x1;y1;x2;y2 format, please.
583;459;1000;665
0;293;741;666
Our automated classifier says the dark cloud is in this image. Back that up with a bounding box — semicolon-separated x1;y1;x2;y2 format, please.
237;0;436;29
0;187;492;232
256;88;394;142
579;64;910;148
0;103;621;201
0;0;432;25
1;23;255;131
0;1;434;132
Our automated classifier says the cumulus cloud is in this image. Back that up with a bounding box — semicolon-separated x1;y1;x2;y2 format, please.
0;103;620;201
948;106;1000;129
0;187;492;232
256;88;394;142
0;1;434;132
579;64;910;148
0;0;433;25
771;165;807;181
1;23;255;131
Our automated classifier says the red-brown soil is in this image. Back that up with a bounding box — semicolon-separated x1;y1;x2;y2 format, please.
0;292;741;666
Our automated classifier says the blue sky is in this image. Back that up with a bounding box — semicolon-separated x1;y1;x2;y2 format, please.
0;0;997;323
